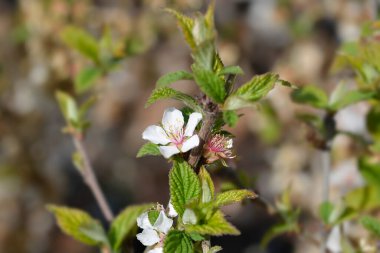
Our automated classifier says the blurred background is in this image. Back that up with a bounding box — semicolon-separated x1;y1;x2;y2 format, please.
0;0;378;252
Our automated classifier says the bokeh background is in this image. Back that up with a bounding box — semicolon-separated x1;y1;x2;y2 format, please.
0;0;377;252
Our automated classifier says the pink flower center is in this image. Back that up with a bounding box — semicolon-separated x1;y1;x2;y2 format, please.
208;134;227;152
168;128;185;146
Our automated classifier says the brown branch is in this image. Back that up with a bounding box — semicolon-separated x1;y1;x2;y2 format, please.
188;110;218;170
73;137;114;222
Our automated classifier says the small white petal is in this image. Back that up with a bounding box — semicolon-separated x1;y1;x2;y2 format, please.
136;228;160;246
162;108;184;135
167;201;178;217
159;145;180;159
154;211;173;234
147;247;163;253
326;226;341;253
137;212;153;230
181;135;199;153
184;112;202;136
142;125;170;145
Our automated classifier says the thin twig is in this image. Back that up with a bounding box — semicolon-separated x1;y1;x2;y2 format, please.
320;150;331;253
73;136;114;222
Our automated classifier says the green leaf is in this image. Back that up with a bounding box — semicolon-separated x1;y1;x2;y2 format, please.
215;189;257;207
193;67;226;103
361;216;380;237
108;203;153;251
166;9;195;49
164;230;193;253
224;73;279;110
260;222;298;247
148;210;160;225
209;246;223;253
187;232;205;241
185;210;240;236
47;205;104;246
329;90;375;110
137;143;161;158
75;67;102;94
60;26;99;63
156;71;193;88
223;110;239;127
145;87;202;113
367;104;380;140
358;156;380;189
56;91;79;124
79;222;109;246
169;159;201;216
344;185;380;212
199;167;215;203
219;66;244;76
291;85;328;109
319;201;334;225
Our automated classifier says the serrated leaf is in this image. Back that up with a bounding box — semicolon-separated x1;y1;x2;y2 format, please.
199;167;215;203
156;71;193;88
56;91;79;124
185;210;240;236
137;143;161;158
60;26;99;63
219;66;244;76
193;67;226;103
164;230;193;253
215;189;257;207
291;85;328;109
108;203;154;251
319;201;334;225
47;205;104;246
223;110;239;127
169;159;201;216
145;87;202;113
75;67;102;94
166;9;195;49
224;73;279;110
361;216;380;237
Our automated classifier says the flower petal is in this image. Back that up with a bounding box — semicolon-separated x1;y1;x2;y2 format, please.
154;211;173;234
147;247;163;253
137;212;153;230
162;108;184;135
142;125;170;145
136;228;160;246
159;145;180;159
184;112;202;136
181;135;199;153
167;201;178;217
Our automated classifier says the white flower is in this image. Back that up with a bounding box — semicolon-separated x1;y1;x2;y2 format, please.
142;107;202;158
136;211;174;253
